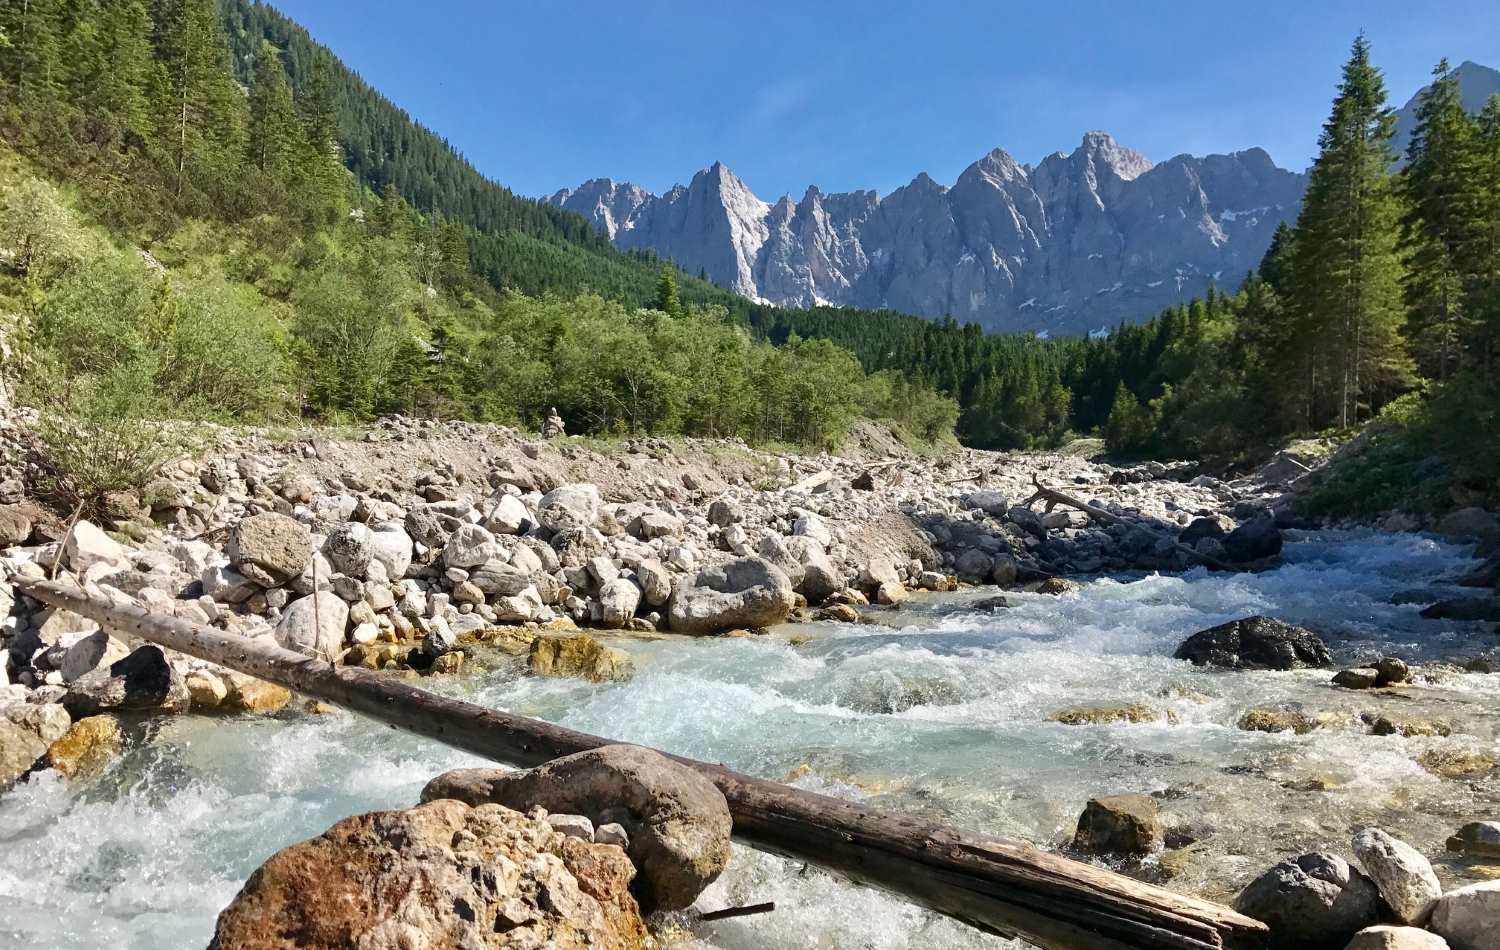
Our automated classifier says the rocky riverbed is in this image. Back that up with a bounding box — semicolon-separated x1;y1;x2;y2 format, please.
2;410;1500;948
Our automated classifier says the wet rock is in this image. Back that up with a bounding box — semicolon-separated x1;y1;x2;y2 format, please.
1035;577;1082;595
227;513;312;587
1374;657;1410;686
422;744;731;913
1418;749;1497;779
1334;668;1382;690
1344;926;1450;949
1351;828;1441;925
528;634;634;683
1447;821;1500;858
1233;852;1379;949
1366;715;1450;738
667;557;794;634
0;718;46;787
1240;707;1321;735
44;714;121;777
1430;881;1500;950
1223;516;1283;562
221;670;292;714
209;798;646;950
1420;598;1500;622
1174;616;1332;670
63;645;189;718
1434;507;1500;550
1051;704;1169;726
273;592;348;660
1457;554;1500;588
1072;794;1162;855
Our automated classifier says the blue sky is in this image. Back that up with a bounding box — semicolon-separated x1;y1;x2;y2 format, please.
272;0;1499;200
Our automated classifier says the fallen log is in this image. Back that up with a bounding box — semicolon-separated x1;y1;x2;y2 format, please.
1022;476;1241;573
11;575;1266;950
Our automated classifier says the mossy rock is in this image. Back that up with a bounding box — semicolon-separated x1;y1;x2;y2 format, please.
1051;704;1174;726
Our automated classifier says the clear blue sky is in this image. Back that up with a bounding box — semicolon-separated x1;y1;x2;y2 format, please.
272;0;1498;200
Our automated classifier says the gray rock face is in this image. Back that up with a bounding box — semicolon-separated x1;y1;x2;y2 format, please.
1351;828;1442;925
1233;852;1379;949
1430;881;1500;950
1174;616;1332;670
422;744;732;914
227;513;312;587
667;556;794;634
546;135;1306;335
274;591;348;659
537;484;602;534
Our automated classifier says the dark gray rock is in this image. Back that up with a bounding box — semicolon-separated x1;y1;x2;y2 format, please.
1179;514;1235;547
1233;852;1379;949
1223;516;1283;562
1174;616;1332;670
1420;598;1500;622
63;645;190;718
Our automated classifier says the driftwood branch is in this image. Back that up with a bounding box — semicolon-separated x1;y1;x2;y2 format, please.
11;576;1266;950
1022;476;1240;572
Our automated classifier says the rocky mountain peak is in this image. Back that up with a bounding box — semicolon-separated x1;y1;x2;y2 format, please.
545;131;1308;334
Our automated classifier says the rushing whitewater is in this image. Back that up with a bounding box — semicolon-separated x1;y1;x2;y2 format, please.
3;530;1497;949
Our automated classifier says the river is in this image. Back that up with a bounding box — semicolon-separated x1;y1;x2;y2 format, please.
2;529;1497;949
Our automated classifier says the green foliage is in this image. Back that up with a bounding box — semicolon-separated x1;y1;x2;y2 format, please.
31;362;190;516
653;266;683;316
1103;384;1154;456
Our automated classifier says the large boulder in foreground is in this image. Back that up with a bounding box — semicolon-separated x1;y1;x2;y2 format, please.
667;556;794;634
209;798;645;950
1072;794;1162;855
1174;616;1332;670
1431;881;1500;950
1233;852;1378;949
423;745;731;913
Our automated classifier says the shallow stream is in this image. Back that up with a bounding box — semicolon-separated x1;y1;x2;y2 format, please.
3;530;1498;949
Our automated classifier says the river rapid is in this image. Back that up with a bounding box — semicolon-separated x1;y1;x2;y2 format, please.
3;529;1498;949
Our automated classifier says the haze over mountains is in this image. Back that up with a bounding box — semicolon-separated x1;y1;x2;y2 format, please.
548;62;1500;335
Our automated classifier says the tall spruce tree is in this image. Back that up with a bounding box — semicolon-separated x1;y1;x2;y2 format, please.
246;38;300;177
0;0;64;115
653;266;682;316
1288;34;1411;428
1400;60;1479;379
1460;95;1500;373
151;0;246;200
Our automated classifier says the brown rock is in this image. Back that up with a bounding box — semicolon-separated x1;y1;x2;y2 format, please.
209;799;645;950
1051;704;1172;726
227;513;312;587
221;671;292;714
45;715;122;778
1073;794;1163;855
1418;749;1497;779
1240;707;1321;735
0;504;32;545
423;745;731;913
528;634;634;683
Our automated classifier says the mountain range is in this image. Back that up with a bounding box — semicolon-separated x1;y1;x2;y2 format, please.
548;62;1500;335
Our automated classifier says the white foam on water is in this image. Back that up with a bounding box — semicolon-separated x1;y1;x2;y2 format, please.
1;530;1496;947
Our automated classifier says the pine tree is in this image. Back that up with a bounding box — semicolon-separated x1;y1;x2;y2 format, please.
1400;60;1480;379
1287;34;1412;428
1460;95;1500;373
295;56;344;211
246;39;301;177
0;0;65;115
653;266;682;316
152;0;247;200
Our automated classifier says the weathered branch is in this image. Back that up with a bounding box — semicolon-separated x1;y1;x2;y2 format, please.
11;576;1266;950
